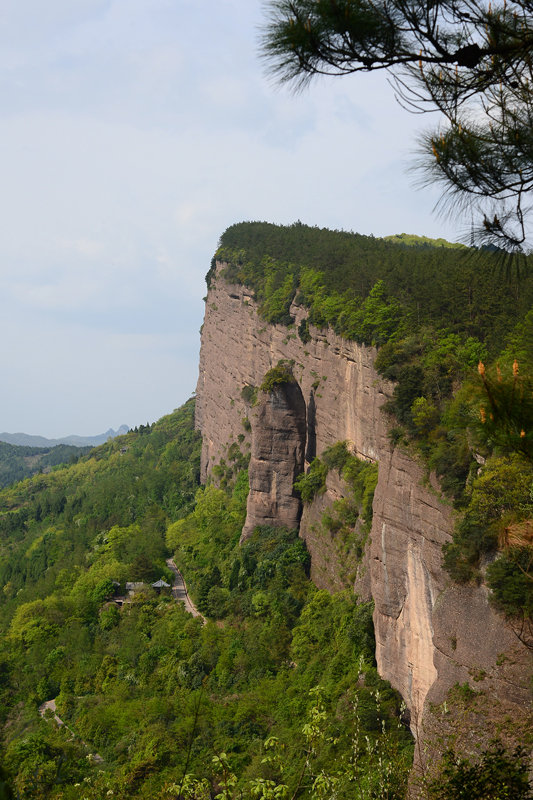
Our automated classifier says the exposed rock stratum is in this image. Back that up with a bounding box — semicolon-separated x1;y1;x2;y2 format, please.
195;261;532;759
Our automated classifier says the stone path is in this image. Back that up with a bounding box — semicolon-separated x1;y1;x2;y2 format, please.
37;562;205;763
39;699;103;763
166;557;207;624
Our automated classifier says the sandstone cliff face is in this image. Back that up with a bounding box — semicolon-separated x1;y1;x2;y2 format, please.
241;380;306;541
196;263;532;742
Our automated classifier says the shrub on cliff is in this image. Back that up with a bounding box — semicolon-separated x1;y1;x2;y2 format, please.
295;445;378;534
443;453;533;620
260;360;296;392
426;741;532;800
241;384;258;406
321;441;350;472
294;458;328;503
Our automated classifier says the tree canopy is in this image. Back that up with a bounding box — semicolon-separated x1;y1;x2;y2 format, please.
260;0;533;252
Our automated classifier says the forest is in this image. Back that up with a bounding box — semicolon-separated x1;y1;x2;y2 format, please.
0;444;91;490
0;224;531;798
0;400;416;799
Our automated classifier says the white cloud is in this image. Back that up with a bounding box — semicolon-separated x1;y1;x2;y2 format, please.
0;1;459;436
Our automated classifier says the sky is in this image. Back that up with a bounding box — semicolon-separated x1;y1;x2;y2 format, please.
1;0;460;438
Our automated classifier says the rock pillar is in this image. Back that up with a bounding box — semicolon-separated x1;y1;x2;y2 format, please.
241;381;306;541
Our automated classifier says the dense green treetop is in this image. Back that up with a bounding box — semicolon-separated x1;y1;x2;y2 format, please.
382;233;467;249
213;221;533;352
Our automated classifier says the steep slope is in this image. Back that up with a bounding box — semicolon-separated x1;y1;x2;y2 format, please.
196;259;532;758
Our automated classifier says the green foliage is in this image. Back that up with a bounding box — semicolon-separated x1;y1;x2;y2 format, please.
293;458;328;503
342;456;378;531
0;396;408;798
344;279;406;346
0;400;203;785
212;442;251;490
260;360;296;393
299;444;377;526
161;466;411;798
170;683;411;800
474;359;533;461
383;233;466;249
0;442;91;489
428;427;474;505
297;318;311;343
321;441;350;472
0;401;412;800
260;269;297;325
294;447;378;588
503;307;533;369
426;741;532;800
241;384;258;406
4;727;88;798
486;551;533;620
411;397;440;437
216;222;533;354
443;455;533;591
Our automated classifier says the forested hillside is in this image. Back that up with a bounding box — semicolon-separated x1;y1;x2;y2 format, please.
214;222;533;351
1;223;531;799
0;442;91;490
0;399;413;799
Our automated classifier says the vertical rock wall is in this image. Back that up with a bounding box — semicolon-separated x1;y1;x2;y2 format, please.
196;264;532;744
371;448;449;723
241;380;306;541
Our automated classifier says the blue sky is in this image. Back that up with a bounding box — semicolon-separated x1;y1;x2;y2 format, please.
1;0;459;437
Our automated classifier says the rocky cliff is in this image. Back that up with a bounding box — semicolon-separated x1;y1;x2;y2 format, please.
241;378;306;541
196;261;532;757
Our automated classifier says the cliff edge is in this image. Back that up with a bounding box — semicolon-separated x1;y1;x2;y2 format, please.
196;261;532;759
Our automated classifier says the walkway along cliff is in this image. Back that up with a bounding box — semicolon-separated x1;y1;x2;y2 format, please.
195;259;532;759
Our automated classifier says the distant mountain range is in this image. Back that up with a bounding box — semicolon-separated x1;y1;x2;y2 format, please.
0;425;130;448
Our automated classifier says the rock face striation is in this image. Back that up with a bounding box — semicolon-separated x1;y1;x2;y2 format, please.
196;262;532;752
241;379;306;541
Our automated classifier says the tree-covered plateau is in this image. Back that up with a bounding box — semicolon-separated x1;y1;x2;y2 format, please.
214;220;533;628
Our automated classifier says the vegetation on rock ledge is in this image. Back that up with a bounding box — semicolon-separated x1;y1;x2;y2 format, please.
213;221;533;622
260;360;297;393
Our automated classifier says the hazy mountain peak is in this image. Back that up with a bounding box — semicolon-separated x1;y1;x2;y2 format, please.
0;426;130;448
